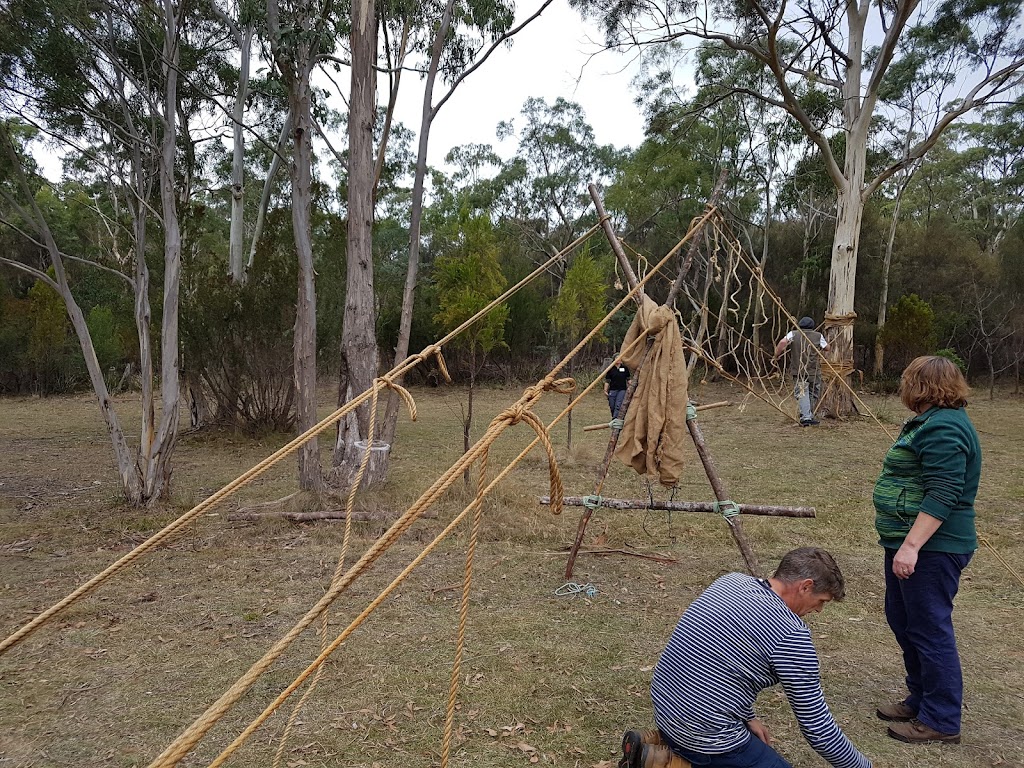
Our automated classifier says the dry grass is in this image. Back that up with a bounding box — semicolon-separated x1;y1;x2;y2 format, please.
1;379;1022;768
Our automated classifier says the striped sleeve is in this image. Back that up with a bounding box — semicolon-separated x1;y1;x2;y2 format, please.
771;628;872;768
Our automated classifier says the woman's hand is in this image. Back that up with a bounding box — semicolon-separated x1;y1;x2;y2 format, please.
893;543;919;579
747;717;773;745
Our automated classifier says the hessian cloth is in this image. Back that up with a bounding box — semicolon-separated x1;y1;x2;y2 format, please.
614;295;689;487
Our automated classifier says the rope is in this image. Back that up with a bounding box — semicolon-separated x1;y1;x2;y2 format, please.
686;402;697;421
0;225;605;659
582;495;604;510
554;582;599;597
609;417;624;430
205;372;607;767
176;213;716;764
713;500;741;519
980;535;1024;588
159;375;572;767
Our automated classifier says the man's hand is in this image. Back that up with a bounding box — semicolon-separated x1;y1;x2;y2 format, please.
747;717;773;745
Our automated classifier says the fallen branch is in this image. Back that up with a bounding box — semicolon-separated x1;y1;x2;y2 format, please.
227;509;438;522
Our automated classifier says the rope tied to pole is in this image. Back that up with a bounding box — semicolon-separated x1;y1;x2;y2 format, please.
713;500;741;520
686;402;698;421
582;495;604;510
609;417;624;430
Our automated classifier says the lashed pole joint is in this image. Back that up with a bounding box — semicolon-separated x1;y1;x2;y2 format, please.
567;176;764;579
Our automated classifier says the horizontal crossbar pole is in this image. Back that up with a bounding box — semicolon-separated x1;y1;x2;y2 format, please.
540;495;815;518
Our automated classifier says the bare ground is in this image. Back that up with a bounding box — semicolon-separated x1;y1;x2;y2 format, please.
1;380;1022;768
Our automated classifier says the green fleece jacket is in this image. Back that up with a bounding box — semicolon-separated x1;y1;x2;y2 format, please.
873;406;981;553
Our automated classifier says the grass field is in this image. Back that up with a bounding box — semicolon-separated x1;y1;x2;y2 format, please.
1;378;1022;768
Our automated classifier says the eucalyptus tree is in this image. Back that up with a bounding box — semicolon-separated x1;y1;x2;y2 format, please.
572;0;1024;416
209;0;263;284
372;0;555;478
493;97;620;273
0;0;192;505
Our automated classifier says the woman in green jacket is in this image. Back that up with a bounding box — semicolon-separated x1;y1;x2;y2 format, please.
872;356;980;746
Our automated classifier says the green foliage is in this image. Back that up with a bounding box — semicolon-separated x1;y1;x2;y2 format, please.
86;305;125;374
180;209;297;434
934;347;967;373
27;276;75;394
548;250;608;347
433;211;509;360
879;294;936;374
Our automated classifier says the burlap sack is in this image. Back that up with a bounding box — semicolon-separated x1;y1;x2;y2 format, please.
614;295;689;487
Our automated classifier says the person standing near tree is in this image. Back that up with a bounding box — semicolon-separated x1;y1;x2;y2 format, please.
774;317;829;426
604;360;631;418
872;356;980;745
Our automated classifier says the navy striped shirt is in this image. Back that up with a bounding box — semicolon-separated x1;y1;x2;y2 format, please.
651;573;871;768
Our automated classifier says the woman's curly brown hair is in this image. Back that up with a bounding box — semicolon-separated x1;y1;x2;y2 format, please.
899;356;970;413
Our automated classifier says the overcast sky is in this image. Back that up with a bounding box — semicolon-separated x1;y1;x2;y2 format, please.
384;2;651;169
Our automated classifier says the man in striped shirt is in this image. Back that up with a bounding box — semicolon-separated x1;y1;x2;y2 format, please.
629;547;872;768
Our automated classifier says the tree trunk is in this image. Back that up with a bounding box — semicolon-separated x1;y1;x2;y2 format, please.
289;50;323;493
379;0;458;460
333;0;380;485
873;191;903;378
819;135;867;418
228;23;254;284
0;110;147;504
751;181;771;361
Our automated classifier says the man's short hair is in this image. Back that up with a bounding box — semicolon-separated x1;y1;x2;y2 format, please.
798;316;815;330
773;547;846;600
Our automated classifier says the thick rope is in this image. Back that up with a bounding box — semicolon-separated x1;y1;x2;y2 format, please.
155;376;571;766
204;381;577;766
0;227;603;659
160;217;689;764
439;452;487;768
273;378;404;767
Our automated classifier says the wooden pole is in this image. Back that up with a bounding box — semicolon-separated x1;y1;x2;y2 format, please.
564;336;655;579
665;168;729;307
542;496;815;518
687;415;762;576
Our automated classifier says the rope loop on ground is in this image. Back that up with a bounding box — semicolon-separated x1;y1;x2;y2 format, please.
713;500;741;520
554;582;599;597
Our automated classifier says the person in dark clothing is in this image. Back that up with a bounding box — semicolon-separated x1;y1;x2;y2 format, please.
773;316;829;426
604;361;631;417
872;356;980;745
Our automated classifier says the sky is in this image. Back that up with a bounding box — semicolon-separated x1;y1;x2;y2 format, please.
382;2;651;169
29;4;654;182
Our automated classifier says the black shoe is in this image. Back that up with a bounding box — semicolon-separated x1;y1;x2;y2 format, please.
800;418;820;426
620;731;643;768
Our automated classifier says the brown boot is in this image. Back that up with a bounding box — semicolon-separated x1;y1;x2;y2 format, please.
639;744;692;768
619;729;663;768
887;718;961;744
876;700;916;722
